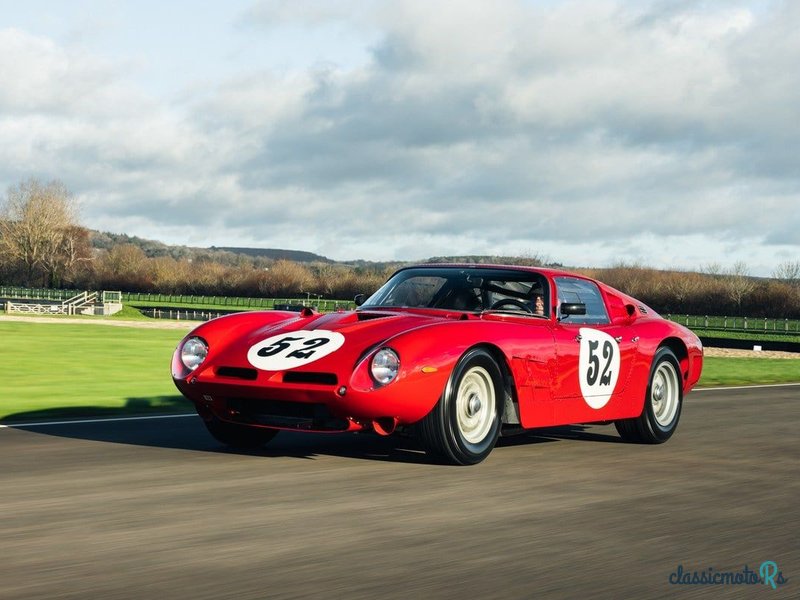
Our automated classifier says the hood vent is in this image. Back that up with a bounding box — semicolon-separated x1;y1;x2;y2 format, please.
356;312;393;321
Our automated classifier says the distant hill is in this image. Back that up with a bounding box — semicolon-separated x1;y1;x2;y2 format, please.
211;247;333;263
90;231;334;264
89;231;559;269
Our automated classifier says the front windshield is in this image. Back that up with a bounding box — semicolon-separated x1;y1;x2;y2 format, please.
361;267;549;316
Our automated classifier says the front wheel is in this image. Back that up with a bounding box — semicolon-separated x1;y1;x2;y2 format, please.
615;347;683;443
416;348;503;465
203;416;279;449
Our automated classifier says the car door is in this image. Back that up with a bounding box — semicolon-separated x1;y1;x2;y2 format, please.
551;276;637;422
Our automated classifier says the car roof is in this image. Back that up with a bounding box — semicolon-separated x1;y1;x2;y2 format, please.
398;263;589;281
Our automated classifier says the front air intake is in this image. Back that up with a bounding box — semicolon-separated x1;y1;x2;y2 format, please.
216;366;258;380
283;372;338;385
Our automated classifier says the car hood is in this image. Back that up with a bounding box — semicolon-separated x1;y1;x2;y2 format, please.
206;309;449;374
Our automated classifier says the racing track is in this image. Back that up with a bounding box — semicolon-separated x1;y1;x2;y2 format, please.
1;385;797;599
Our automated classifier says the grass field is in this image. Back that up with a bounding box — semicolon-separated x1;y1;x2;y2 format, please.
0;321;190;422
692;329;800;343
697;357;800;387
0;320;797;422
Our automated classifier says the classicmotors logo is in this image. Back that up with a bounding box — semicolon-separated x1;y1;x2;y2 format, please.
669;562;789;590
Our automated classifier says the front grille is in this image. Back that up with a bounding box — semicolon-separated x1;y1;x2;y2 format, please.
226;398;348;431
216;366;258;380
282;372;338;385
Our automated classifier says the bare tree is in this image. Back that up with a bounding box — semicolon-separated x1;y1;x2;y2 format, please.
0;178;90;287
258;260;314;297
722;261;757;314
43;225;93;288
773;260;800;286
313;263;349;297
150;256;191;294
700;262;723;277
663;270;703;309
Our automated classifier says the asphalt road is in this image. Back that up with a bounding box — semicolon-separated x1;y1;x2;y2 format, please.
1;386;797;600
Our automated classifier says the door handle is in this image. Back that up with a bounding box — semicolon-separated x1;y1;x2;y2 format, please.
632;336;640;342
574;334;582;342
614;336;623;343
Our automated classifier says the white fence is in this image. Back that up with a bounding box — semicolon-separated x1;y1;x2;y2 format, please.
3;292;122;317
6;301;67;315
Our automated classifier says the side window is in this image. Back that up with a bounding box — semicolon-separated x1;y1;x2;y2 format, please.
554;277;609;325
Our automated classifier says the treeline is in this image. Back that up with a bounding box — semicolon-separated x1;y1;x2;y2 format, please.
582;263;800;319
5;238;800;317
0;178;395;299
2;236;394;300
1;178;799;316
90;245;393;299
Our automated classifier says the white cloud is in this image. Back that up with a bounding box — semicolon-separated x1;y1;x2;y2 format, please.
1;1;799;274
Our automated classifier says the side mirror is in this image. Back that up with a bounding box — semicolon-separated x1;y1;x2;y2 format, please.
560;302;586;317
354;293;366;307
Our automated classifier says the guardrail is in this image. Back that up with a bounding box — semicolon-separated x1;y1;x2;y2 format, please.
140;309;222;321
699;336;800;353
1;286;122;304
1;286;354;315
140;304;346;322
0;286;82;301
666;314;800;334
124;292;354;312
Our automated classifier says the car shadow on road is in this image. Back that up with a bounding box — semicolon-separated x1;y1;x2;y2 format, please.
3;396;624;464
0;395;194;424
499;424;626;447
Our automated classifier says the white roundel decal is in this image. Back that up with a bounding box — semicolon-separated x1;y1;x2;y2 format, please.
578;327;620;409
247;330;345;371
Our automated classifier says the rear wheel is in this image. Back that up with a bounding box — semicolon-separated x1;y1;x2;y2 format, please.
417;348;503;465
615;347;682;443
203;416;279;449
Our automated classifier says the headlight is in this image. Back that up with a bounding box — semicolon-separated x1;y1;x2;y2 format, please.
181;337;208;371
370;348;399;386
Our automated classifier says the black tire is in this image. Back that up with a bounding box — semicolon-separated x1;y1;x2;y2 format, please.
615;347;683;444
203;416;279;449
417;348;503;465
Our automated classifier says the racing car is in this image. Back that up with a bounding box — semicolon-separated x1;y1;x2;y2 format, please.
172;265;703;465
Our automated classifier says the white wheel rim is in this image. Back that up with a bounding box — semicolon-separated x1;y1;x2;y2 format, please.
455;366;495;444
651;361;680;427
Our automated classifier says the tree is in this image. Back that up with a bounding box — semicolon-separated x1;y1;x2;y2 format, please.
0;178;91;287
773;260;800;286
722;261;756;314
662;270;704;312
258;260;314;297
94;244;152;290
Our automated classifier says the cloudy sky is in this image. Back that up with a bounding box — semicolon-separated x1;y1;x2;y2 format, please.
1;0;798;274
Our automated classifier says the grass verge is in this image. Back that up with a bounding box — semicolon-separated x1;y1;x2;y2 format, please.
697;357;800;387
0;321;190;422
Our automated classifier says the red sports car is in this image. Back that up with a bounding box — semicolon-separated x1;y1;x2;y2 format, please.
172;265;703;464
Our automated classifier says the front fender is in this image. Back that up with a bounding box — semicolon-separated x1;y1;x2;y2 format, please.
345;319;554;425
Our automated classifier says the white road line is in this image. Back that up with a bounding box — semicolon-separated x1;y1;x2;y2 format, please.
694;382;800;392
0;413;198;428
